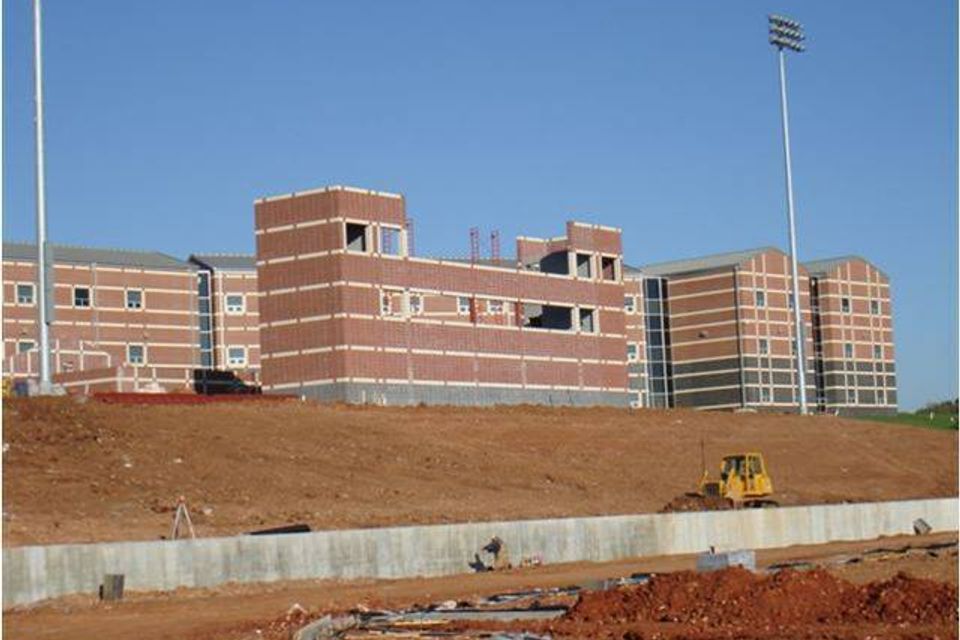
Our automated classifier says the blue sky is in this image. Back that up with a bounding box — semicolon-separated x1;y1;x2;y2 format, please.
3;1;956;409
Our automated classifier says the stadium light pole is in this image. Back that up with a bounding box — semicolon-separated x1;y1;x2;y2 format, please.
33;0;53;393
769;14;808;414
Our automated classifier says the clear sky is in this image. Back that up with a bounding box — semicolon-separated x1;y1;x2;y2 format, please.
2;1;956;409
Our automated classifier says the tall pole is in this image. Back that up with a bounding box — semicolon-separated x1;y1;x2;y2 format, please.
33;0;53;393
775;46;808;414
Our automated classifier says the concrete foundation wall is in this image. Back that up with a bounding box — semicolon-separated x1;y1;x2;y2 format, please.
293;381;631;408
3;498;955;608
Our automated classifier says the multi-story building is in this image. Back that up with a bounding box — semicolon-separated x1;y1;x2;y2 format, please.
254;185;629;405
1;185;898;413
188;254;261;382
2;242;199;391
805;256;897;415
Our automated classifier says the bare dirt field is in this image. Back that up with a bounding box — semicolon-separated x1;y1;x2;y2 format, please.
3;397;957;546
4;533;956;640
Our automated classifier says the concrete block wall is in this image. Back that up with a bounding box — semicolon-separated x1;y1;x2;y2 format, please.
3;498;956;608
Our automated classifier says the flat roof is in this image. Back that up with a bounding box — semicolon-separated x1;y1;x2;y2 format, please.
190;253;257;271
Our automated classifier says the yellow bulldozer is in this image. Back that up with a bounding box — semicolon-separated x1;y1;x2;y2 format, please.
696;452;778;509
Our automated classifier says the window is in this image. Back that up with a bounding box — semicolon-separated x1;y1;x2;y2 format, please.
225;294;245;314
409;294;423;315
844;343;853;359
17;340;35;354
127;344;145;365
345;222;368;252
755;291;766;308
487;299;504;314
457;296;471;315
16;284;34;305
873;344;882;360
841;297;851;313
870;300;880;315
227;347;246;367
846;389;857;405
125;289;143;310
380;226;402;256
760;387;772;403
624;295;636;314
627;343;638;362
788;293;795;310
380;292;392;315
579;307;596;333
73;287;92;308
758;338;769;356
576;253;593;278
601;256;617;281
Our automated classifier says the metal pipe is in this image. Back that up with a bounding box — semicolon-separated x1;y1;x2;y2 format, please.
33;0;53;393
776;48;808;414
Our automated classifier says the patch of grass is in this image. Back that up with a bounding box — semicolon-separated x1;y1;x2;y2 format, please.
860;412;959;430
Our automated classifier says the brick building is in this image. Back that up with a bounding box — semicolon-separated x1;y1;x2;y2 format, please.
254;185;629;405
1;184;898;413
2;242;199;391
805;256;897;413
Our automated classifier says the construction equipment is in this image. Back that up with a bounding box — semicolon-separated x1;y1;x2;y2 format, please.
696;452;777;508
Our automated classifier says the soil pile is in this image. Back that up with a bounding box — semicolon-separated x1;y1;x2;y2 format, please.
659;493;733;513
548;567;958;638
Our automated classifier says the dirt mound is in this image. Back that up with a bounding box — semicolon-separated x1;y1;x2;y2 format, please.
659;493;733;513
3;397;958;546
560;567;958;629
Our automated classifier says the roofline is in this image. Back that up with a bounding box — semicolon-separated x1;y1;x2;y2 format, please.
635;246;783;276
3;241;192;269
255;184;404;204
803;255;889;279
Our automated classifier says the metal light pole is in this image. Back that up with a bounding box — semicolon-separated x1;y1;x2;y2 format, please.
769;14;807;414
33;0;53;393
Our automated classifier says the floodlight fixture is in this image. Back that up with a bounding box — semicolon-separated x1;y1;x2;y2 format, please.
769;14;805;52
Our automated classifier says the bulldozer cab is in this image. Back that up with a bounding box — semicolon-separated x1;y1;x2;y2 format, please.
720;453;773;501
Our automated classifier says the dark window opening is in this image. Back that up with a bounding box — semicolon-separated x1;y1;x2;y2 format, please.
522;303;573;330
579;307;596;333
538;251;569;275
346;223;368;252
576;253;592;278
73;287;91;308
601;256;617;281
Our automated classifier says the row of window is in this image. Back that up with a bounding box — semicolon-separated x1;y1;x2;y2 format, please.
12;283;247;314
9;341;249;368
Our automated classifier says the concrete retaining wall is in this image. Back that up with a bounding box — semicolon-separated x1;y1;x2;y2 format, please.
4;498;956;608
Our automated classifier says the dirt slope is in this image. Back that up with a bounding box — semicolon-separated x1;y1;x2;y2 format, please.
2;397;957;546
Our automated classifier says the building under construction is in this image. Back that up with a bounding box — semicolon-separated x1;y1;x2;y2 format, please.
2;184;897;414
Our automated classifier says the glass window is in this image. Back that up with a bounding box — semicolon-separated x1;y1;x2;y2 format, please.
649;362;665;378
197;272;210;297
760;387;772;403
126;289;143;309
646;300;662;315
198;299;210;314
648;346;664;362
624;295;636;314
648;331;663;346
841;297;851;313
227;347;246;366
645;316;662;331
627;343;638;362
380;226;402;256
17;340;35;353
127;344;145;365
200;334;212;350
458;296;471;314
844;343;853;359
16;284;34;305
225;294;244;314
755;290;766;308
199;316;211;332
200;352;213;368
380;293;392;315
651;378;666;393
487;299;504;314
409;294;423;315
644;279;661;299
73;287;92;308
873;344;882;359
846;389;857;404
870;300;880;315
759;339;769;355
788;293;795;309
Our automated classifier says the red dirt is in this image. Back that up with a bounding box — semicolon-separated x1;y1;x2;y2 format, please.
659;493;733;512
3;397;957;546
